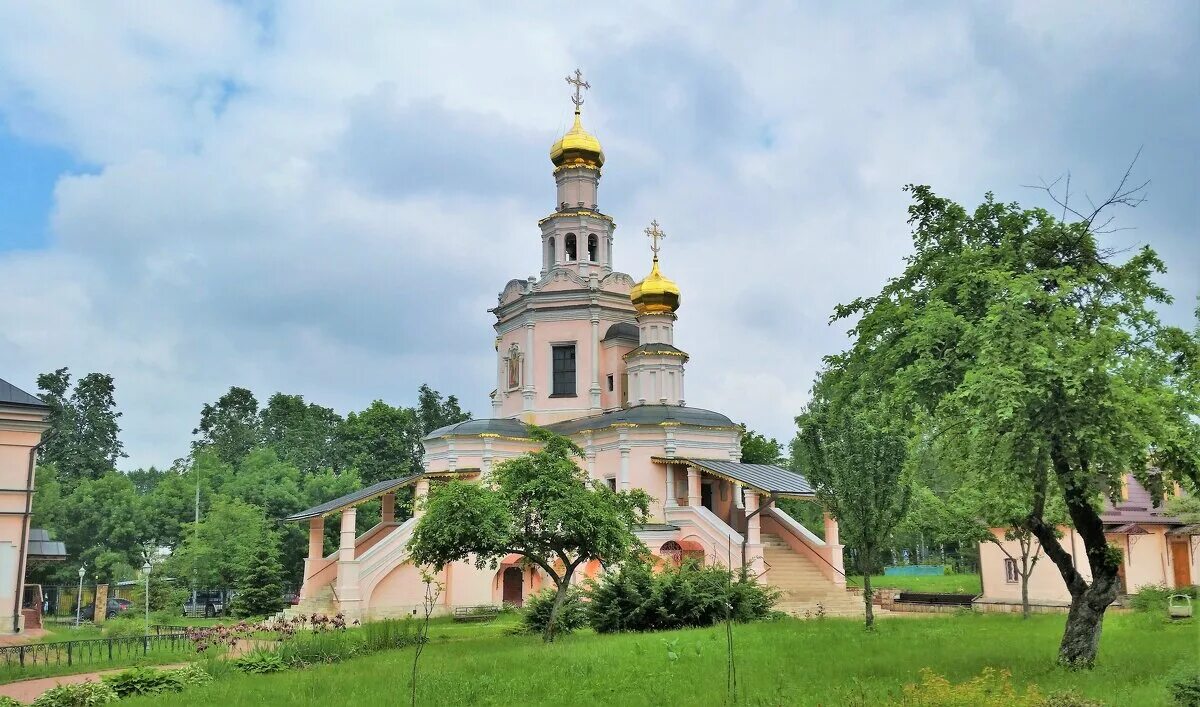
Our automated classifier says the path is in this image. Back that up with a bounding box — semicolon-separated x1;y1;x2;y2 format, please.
0;663;190;703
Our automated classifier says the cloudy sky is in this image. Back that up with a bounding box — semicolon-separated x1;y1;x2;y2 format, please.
0;2;1196;469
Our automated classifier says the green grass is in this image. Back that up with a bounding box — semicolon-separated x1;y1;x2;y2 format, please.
850;573;982;594
121;612;1195;706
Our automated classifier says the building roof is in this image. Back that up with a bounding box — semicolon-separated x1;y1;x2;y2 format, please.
1100;475;1184;527
546;405;735;435
424;418;531;441
27;528;67;561
602;322;639;342
1167;524;1200;536
1107;523;1149;535
283;474;420;522
0;378;49;410
656;457;816;498
624;343;689;359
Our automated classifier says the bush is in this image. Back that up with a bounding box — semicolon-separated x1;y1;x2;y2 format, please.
31;680;118;706
586;559;777;633
232;650;288;674
0;697;22;707
1129;584;1198;613
276;629;359;666
520;587;587;636
1168;661;1200;707
102;665;208;698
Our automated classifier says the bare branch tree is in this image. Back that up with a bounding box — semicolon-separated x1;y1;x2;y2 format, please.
1022;148;1149;235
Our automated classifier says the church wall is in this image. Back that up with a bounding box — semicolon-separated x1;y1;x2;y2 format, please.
599;342;633;409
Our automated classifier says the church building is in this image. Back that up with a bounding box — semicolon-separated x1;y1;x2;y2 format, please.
287;73;859;619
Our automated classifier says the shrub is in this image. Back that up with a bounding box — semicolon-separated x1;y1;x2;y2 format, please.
0;697;22;707
520;587;587;636
103;666;180;697
232;650;288;674
31;680;118;706
1129;584;1198;613
1168;661;1200;707
361;617;418;652
587;559;777;633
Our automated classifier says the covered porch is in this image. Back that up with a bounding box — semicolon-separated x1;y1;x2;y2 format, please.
652;457;844;585
284;473;437;617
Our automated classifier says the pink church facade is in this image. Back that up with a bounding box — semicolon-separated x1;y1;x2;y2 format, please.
289;82;857;620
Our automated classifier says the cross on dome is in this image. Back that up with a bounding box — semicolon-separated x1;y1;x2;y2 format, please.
566;68;590;111
644;219;666;257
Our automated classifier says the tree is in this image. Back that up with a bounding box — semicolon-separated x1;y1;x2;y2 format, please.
794;402;911;629
232;533;285;618
821;183;1199;665
738;425;783;465
416;384;470;436
166;497;274;590
408;427;650;642
260;393;345;475
338;400;423;486
56;472;146;583
193;387;261;466
36;368;125;486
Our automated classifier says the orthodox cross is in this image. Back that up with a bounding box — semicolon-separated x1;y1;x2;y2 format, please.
644;219;666;256
566;68;590;109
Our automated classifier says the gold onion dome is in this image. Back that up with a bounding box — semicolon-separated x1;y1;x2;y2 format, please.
550;111;604;169
631;257;681;315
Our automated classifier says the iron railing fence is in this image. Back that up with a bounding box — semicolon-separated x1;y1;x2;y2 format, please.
0;631;190;670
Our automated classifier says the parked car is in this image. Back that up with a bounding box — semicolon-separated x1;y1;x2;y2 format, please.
282;592;300;606
183;590;231;618
80;597;133;621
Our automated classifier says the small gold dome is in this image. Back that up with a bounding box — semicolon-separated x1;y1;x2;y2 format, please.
550;111;604;169
631;258;681;315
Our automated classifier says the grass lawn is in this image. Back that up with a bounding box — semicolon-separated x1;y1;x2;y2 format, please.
850;573;982;594
122;612;1194;706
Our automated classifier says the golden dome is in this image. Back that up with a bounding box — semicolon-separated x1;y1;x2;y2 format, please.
631;257;681;315
550;111;604;169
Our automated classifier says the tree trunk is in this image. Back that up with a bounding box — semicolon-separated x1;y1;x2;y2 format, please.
862;573;875;630
1020;570;1030;620
542;579;572;643
1026;444;1122;667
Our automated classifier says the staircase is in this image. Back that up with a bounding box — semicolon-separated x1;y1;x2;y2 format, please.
761;533;863;618
287;584;336;618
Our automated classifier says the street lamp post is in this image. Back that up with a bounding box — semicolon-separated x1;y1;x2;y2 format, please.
142;560;152;636
74;565;85;627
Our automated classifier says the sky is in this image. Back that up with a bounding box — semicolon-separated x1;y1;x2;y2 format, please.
0;1;1196;470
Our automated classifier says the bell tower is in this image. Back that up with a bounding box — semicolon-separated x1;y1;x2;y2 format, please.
540;69;614;278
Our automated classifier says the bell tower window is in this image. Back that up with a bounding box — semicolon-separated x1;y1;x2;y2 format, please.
565;234;577;261
588;234;598;262
547;236;556;266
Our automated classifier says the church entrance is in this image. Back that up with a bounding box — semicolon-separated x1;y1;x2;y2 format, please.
1171;541;1192;588
701;481;713;511
502;567;524;606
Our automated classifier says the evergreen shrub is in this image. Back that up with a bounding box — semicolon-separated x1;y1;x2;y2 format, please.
520;587;587;636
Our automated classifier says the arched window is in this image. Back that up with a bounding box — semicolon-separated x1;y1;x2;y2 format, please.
547;236;556;265
565;233;577;261
660;541;683;567
587;234;598;262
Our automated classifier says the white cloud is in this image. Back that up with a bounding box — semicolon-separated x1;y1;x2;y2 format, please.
0;2;1194;467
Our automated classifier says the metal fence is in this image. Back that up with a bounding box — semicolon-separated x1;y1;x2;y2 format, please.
0;631;191;670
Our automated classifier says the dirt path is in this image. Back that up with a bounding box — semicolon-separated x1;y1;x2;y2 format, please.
0;663;190;703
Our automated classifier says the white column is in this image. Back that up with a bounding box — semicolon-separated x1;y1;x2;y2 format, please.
523;322;535;412
745;493;760;545
665;466;677;508
339;508;357;562
618;429;630;491
308;517;325;560
493;339;504;415
381;493;395;524
687;468;701;507
414;478;430;517
824;511;846;584
482;435;494;481
590;311;601;409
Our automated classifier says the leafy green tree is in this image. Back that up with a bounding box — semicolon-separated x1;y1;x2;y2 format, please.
738;425;783;465
794;403;911;629
416;384;470;435
338;400;423;485
821;184;1199;665
166;497;274;590
1165;493;1200;524
192;387;262;466
36;368;125;486
409;427;650;642
56;472;146;583
232;534;285;617
260;393;345;475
